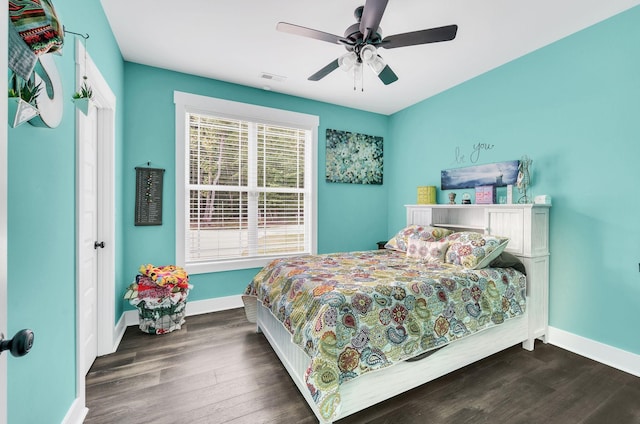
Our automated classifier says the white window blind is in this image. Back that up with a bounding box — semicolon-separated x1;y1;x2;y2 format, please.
175;92;318;273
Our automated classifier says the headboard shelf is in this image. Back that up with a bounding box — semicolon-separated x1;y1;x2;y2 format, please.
432;223;485;231
405;203;550;257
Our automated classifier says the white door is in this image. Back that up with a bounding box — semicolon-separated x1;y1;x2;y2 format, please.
75;40;116;417
77;103;99;375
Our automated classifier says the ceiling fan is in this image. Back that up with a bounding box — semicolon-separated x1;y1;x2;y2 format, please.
276;0;458;85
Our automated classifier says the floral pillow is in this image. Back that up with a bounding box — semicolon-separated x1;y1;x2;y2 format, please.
406;238;450;263
444;232;509;269
385;225;454;252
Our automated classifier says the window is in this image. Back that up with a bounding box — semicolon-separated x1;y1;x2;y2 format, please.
174;92;318;273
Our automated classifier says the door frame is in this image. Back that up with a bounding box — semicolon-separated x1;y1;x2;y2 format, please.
1;5;9;424
74;39;116;410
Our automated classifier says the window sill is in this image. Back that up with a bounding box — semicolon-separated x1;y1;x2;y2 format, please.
184;253;311;274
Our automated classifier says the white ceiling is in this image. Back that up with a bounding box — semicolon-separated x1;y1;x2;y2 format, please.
100;0;640;115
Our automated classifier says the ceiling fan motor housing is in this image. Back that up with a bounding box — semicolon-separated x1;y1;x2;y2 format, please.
344;22;383;50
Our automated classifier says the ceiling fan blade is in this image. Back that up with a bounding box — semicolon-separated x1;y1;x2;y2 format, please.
359;0;388;41
277;22;352;45
377;64;398;85
380;25;458;49
308;59;340;81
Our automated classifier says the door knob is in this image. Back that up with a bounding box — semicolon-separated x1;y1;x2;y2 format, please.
94;241;105;249
0;329;34;357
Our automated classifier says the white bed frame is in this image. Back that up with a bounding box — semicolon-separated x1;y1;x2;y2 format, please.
254;204;550;423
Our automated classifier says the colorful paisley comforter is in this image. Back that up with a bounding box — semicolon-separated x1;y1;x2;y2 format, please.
244;249;527;421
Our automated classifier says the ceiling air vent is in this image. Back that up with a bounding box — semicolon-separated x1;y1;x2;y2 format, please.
260;72;286;83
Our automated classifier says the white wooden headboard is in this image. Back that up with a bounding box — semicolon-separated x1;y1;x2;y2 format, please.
405;204;550;258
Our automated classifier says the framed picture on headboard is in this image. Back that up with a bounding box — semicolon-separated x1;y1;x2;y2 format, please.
441;160;519;190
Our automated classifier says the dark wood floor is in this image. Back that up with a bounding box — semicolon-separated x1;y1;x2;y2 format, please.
85;309;640;424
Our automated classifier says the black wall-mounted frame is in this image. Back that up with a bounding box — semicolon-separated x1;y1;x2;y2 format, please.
135;167;165;226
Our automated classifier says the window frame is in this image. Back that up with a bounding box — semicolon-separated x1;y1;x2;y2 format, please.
174;91;318;274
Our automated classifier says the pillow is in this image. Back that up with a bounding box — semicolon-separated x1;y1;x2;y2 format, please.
490;251;526;275
444;232;509;269
385;225;454;252
406;238;450;263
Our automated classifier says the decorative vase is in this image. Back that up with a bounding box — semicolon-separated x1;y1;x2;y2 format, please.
72;97;91;116
8;97;39;128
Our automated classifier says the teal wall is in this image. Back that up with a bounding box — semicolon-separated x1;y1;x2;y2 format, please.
6;1;125;422
387;7;640;355
5;2;640;422
121;63;389;303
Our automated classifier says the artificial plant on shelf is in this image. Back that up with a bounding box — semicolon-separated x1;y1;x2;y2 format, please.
72;78;94;115
8;73;42;128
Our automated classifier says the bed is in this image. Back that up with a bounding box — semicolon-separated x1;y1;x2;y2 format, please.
243;204;550;423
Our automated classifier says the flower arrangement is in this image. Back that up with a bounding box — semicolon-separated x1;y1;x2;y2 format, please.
124;264;192;334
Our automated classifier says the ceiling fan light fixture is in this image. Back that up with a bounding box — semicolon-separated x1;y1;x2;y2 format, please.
338;52;357;72
360;44;377;64
367;55;386;75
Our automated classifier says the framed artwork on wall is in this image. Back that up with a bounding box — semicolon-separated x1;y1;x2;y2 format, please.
441;160;519;190
134;167;165;226
325;129;383;185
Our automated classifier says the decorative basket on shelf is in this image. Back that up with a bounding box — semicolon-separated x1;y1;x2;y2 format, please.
124;264;192;335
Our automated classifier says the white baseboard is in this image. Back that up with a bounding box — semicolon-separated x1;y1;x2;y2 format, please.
548;326;640;377
112;312;127;352
120;294;244;330
61;397;88;424
185;294;244;316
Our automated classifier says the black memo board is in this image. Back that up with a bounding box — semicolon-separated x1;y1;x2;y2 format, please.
135;167;165;226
